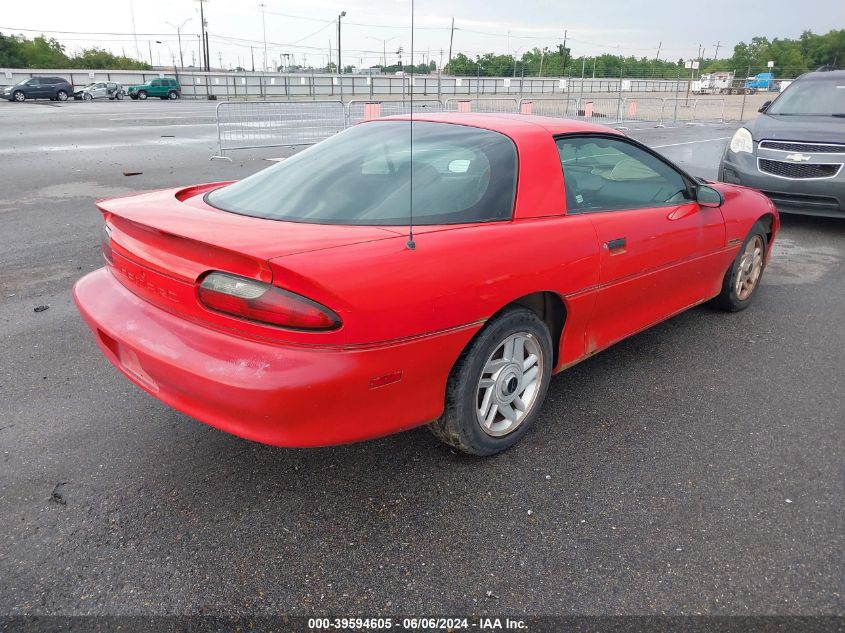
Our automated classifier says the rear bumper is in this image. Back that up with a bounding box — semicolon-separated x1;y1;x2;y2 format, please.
720;151;845;218
73;268;479;447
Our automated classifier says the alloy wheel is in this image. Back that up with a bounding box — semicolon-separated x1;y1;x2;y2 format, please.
735;235;764;301
476;331;544;437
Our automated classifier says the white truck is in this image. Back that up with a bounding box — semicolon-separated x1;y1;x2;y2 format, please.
691;71;736;95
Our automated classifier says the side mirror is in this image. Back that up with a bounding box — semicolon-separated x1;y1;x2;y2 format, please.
758;100;772;113
696;185;723;208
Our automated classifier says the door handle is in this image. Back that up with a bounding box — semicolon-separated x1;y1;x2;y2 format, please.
604;237;627;253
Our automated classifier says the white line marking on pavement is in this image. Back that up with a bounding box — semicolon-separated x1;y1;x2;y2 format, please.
651;137;731;148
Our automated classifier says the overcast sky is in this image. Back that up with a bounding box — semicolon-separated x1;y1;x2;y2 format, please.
2;0;843;69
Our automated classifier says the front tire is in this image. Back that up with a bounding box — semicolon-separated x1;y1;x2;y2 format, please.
13;90;25;102
712;222;768;312
83;93;93;101
137;90;148;100
429;307;553;456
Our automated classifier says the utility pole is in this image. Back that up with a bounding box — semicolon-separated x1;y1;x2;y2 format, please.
713;41;721;59
176;26;184;70
195;0;209;71
337;11;346;75
129;0;140;61
250;46;255;72
448;17;455;69
148;40;154;67
218;51;223;70
166;19;191;70
654;41;662;77
561;30;568;77
259;3;267;72
205;31;210;71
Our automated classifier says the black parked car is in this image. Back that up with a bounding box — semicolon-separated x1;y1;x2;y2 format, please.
719;69;845;218
3;77;74;102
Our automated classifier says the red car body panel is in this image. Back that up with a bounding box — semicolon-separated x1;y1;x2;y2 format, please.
73;113;779;447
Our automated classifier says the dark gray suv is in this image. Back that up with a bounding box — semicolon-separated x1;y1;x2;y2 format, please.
719;70;845;218
3;76;74;102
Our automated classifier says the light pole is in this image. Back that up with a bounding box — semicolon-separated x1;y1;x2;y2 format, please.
367;36;397;70
166;18;192;70
258;3;268;71
512;47;522;78
337;11;346;75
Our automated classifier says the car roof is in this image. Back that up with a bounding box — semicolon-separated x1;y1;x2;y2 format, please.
378;112;624;140
796;69;845;81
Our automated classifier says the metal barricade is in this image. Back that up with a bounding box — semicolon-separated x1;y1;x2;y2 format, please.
620;97;666;126
660;98;697;124
692;98;726;123
213;100;346;158
571;97;623;125
443;97;519;113
518;97;578;118
346;99;444;126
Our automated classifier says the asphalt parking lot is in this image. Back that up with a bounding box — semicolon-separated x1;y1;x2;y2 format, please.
0;99;842;617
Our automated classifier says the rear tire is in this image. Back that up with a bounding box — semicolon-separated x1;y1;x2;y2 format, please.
167;90;178;100
56;90;68;101
429;307;553;456
712;221;768;312
116;92;124;100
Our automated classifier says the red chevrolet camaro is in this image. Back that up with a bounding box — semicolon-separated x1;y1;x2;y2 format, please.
74;113;778;455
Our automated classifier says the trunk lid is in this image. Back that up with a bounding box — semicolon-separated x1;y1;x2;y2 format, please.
101;183;402;279
98;183;403;343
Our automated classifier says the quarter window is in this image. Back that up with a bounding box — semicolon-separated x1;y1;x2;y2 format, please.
556;136;691;213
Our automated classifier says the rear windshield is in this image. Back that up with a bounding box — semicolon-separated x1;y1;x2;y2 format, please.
767;77;845;115
206;120;518;225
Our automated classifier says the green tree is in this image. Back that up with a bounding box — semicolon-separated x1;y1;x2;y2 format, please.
16;35;68;68
0;33;27;67
71;48;150;70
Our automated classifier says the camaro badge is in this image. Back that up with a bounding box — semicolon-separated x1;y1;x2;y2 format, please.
785;153;812;162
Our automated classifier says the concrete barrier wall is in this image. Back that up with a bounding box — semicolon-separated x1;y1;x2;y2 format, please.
0;68;693;99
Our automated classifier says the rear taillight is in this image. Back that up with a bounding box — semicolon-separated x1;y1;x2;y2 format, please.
101;224;113;264
198;272;341;331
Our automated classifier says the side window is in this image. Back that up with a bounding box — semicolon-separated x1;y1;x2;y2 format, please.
151;79;162;87
26;78;40;86
556;136;691;214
